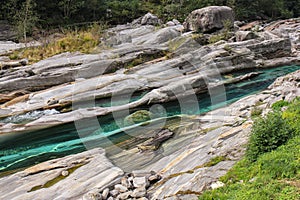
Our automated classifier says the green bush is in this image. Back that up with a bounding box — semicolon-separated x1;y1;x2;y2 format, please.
246;111;294;161
272;100;289;111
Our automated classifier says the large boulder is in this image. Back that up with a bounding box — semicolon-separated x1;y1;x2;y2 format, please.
184;6;234;33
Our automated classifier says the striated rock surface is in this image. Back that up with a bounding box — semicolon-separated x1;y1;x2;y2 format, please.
0;148;124;200
1;69;299;200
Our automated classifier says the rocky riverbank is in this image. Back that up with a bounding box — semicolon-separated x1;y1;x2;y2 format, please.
1;68;299;199
0;7;300;135
0;6;300;200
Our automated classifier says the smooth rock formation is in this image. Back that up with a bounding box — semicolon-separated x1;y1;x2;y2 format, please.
0;148;124;200
184;6;234;32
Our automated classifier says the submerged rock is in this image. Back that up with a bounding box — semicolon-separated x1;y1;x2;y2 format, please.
124;110;153;126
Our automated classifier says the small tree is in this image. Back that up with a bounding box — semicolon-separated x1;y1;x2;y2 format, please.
14;0;38;43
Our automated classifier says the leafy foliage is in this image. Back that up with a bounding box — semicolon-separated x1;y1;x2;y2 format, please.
272;100;290;111
246;111;294;161
1;0;300;32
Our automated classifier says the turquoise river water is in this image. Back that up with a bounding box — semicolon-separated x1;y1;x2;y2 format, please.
0;65;300;173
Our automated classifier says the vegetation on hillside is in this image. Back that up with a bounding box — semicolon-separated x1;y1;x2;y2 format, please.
199;98;300;200
1;0;300;41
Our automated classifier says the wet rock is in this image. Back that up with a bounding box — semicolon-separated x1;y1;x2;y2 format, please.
184;6;234;33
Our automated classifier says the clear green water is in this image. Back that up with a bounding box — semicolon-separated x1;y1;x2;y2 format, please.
0;65;300;173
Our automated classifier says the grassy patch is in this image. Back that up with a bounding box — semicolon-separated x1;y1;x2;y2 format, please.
199;99;300;200
199;136;300;200
203;156;227;167
28;163;84;192
9;24;105;64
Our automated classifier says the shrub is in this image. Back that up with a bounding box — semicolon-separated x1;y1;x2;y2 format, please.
246;111;294;161
272;100;289;111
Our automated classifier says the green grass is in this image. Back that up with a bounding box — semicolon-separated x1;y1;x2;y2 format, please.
203;156;227;167
199;99;300;200
199;136;300;200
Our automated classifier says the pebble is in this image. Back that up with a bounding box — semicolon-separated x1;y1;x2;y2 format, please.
61;170;69;177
